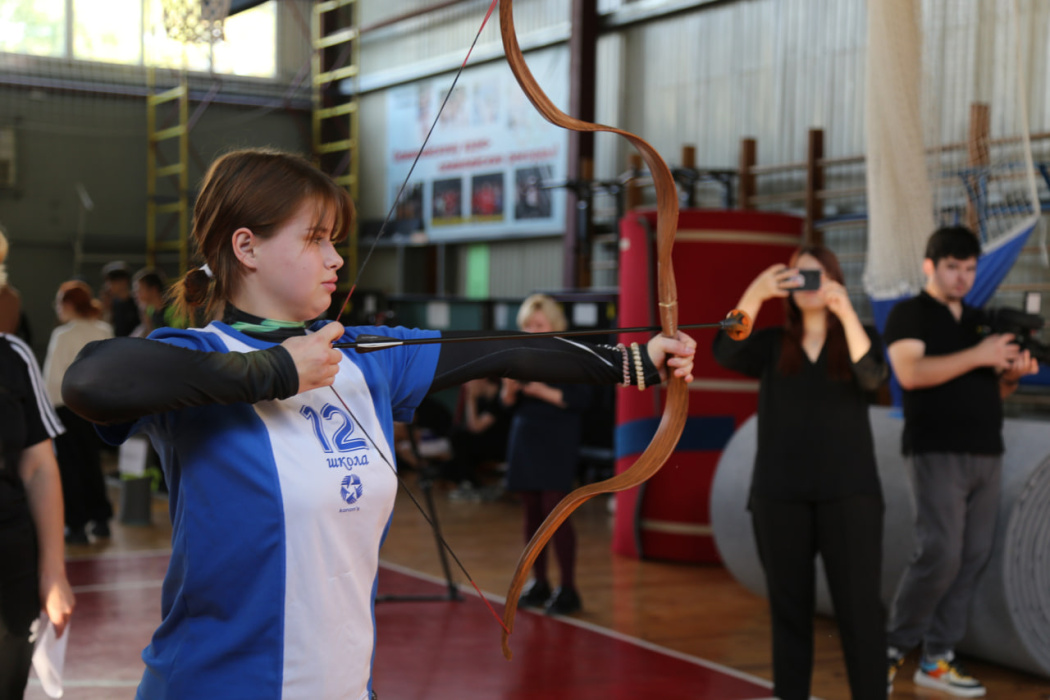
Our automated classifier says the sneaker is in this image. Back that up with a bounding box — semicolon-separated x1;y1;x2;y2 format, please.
887;649;905;694
913;652;986;697
65;527;89;545
518;580;552;608
544;586;582;616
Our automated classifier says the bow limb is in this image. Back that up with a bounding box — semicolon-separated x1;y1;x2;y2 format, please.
499;0;688;660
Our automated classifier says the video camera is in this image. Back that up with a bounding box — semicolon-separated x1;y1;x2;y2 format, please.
981;307;1050;364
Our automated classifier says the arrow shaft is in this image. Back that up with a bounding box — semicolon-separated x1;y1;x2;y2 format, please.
332;319;737;351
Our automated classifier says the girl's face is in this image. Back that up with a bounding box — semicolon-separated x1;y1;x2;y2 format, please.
522;310;554;334
791;253;827;312
249;198;344;322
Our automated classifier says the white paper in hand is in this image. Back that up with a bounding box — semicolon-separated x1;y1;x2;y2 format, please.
30;612;69;698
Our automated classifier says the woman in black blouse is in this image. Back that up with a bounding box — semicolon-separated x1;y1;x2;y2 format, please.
713;246;888;700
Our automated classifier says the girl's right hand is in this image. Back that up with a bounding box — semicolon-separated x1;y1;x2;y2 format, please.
282;322;346;393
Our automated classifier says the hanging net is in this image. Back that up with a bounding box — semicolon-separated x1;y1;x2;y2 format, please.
160;0;233;45
864;0;1042;306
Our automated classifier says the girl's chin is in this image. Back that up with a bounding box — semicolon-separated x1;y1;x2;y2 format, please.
308;300;332;319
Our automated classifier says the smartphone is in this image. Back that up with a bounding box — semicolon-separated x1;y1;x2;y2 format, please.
797;269;821;291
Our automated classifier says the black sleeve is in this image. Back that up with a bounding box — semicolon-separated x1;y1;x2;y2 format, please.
712;327;776;378
882;298;924;346
428;332;661;394
62;337;300;425
852;325;889;392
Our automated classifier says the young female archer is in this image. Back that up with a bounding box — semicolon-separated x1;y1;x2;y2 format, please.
62;148;696;700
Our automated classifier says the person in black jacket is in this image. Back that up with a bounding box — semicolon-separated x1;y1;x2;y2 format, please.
0;280;75;700
713;245;888;700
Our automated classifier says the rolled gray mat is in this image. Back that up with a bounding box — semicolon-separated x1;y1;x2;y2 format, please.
710;406;1050;677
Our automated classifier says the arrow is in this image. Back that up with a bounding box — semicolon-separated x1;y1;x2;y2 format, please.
333;310;752;352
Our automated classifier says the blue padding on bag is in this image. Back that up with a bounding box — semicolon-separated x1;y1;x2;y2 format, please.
615;415;738;459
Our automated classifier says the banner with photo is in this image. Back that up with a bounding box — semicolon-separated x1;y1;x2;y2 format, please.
386;46;569;242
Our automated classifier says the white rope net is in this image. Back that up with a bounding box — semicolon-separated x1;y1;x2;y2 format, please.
863;0;932;301
864;0;1041;302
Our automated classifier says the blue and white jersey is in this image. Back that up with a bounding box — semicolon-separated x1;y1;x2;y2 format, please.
102;321;440;700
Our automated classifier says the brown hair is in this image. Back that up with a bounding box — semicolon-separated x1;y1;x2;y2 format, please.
58;280;102;320
169;148;355;323
778;246;853;381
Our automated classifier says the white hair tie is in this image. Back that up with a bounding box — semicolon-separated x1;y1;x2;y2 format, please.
199;264;214;279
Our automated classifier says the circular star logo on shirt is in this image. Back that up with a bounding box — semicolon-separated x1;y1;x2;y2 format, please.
341;474;364;505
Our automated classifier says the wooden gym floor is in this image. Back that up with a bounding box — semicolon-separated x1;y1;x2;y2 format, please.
30;471;1050;699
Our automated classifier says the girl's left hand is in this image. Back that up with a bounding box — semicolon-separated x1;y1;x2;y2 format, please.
822;280;855;319
647;331;697;383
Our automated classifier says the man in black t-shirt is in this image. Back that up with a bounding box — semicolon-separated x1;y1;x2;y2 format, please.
883;226;1038;697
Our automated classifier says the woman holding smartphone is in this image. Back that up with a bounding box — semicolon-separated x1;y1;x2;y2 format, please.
712;246;888;700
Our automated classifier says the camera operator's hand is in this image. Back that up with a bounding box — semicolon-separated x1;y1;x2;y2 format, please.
1001;348;1039;384
977;333;1021;372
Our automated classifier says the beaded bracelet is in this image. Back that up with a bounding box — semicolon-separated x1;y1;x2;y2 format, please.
630;342;646;391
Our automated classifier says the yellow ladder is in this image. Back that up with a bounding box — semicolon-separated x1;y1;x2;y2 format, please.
146;70;190;272
312;0;360;282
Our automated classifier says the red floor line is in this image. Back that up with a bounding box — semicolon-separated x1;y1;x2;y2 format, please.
378;560;779;694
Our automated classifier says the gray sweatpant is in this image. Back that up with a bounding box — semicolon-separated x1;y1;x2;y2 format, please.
886;452;1001;657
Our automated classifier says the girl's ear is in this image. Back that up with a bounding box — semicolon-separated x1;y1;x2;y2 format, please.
231;228;257;270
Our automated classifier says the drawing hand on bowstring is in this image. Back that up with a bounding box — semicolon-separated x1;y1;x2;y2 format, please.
282;322;345;393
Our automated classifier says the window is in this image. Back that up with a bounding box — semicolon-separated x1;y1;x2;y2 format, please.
74;0;143;64
145;0;278;77
0;0;65;58
0;0;278;78
213;2;276;78
144;0;214;73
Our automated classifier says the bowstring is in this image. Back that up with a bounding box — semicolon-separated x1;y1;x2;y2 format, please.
330;0;507;634
338;0;500;321
328;386;510;635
